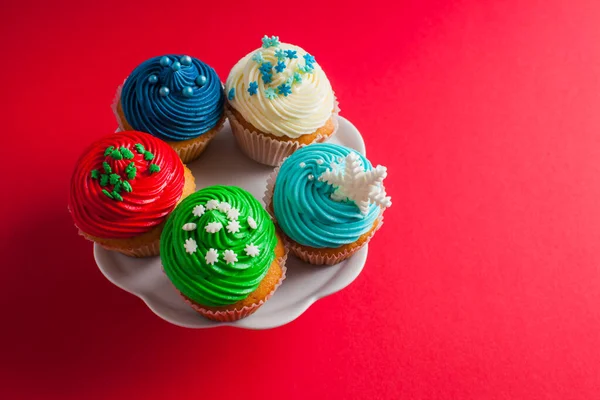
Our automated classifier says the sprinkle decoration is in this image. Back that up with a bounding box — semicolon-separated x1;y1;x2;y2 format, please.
228;88;235;101
274;61;286;73
91;144;161;202
264;88;277;99
274;49;286;60
277;83;292;97
262;35;280;48
252;52;264;63
180;199;263;265
285;49;298;59
247;81;259;96
319;152;392;215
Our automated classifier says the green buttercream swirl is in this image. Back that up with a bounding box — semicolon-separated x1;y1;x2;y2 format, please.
161;186;277;307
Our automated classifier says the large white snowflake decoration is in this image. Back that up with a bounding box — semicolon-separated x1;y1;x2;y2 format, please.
319;152;392;215
218;202;232;213
245;243;260;257
223;250;238;264
205;221;223;233
205;248;219;265
226;220;241;233
182;223;197;231
184;238;198;254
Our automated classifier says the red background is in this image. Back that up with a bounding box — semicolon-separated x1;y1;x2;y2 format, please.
2;0;600;398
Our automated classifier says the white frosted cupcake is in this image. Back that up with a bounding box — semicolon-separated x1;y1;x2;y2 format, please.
225;35;339;166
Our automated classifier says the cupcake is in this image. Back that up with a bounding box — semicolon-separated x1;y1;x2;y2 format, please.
69;131;196;257
225;35;339;166
161;185;287;321
114;54;225;163
265;143;391;265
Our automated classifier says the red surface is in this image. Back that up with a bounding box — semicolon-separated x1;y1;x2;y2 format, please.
2;0;600;398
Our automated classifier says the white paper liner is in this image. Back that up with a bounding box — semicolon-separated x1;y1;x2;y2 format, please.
111;80;126;130
178;248;288;321
264;160;387;265
226;94;340;166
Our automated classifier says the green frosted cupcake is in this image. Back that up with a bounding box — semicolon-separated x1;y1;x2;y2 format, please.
160;185;287;321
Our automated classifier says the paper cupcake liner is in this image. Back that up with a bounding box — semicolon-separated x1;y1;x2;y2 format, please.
264;162;386;265
226;94;340;167
284;217;383;265
78;229;161;258
111;81;126;131
178;248;288;322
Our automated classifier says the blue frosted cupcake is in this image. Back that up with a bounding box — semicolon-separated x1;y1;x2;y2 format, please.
264;143;392;265
114;54;225;163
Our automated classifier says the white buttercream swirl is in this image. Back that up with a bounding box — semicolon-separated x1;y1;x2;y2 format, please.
225;43;335;139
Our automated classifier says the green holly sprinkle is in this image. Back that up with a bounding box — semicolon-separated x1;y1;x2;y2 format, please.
125;162;137;180
109;173;121;185
120;147;134;160
122;181;133;192
104;146;115;157
144;151;154;161
102;189;113;199
149;164;160;174
110;149;123;160
91;170;99;179
112;191;123;201
113;181;123;193
99;174;109;187
102;162;111;174
134;143;145;154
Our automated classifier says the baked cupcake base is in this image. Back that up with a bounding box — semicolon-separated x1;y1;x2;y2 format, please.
114;88;224;164
177;235;288;321
225;96;340;166
79;166;196;257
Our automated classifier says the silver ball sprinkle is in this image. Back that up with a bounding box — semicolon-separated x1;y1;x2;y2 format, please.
159;86;170;97
299;162;306;168
317;159;324;165
195;75;207;87
180;55;192;66
308;174;314;181
171;61;181;71
182;86;194;97
148;74;158;84
160;56;171;67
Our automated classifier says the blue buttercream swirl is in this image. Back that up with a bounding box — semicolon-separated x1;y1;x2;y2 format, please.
121;55;224;141
273;143;381;248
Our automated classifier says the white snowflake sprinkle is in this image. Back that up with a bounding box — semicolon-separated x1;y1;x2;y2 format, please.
218;202;231;213
205;248;218;265
245;243;260;257
205;221;223;233
227;208;240;220
184;238;197;254
226;220;241;233
247;216;257;229
192;205;205;217
206;199;220;210
223;250;238;264
182;223;197;231
319;152;392;215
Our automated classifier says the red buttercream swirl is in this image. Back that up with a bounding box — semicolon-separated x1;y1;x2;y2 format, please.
69;131;185;239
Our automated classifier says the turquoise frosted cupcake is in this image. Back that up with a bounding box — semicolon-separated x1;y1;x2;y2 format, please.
264;143;391;265
114;54;225;163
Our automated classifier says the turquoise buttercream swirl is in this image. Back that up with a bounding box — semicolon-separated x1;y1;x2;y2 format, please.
273;143;380;248
121;55;224;141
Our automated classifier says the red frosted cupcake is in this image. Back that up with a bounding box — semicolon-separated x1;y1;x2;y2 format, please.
69;131;196;257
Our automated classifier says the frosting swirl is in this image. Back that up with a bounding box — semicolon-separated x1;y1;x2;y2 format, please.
225;42;334;138
161;186;277;307
273;144;384;248
121;55;224;141
69;131;185;239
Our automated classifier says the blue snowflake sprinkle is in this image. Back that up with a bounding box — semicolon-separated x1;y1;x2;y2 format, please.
293;72;302;84
274;49;286;61
262;73;273;84
299;63;314;73
228;88;235;100
277;83;292;97
285;50;298;59
247;81;258;96
264;88;277;100
252;52;264;64
262;35;280;48
303;53;316;65
259;61;272;75
274;61;286;73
